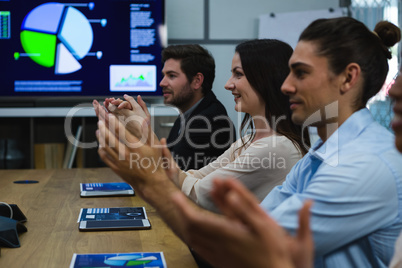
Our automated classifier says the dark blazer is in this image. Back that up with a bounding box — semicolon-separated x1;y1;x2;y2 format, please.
166;91;236;171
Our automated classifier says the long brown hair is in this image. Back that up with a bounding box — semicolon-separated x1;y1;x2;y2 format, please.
235;39;310;156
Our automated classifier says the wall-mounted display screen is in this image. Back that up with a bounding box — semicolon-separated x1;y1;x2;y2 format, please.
0;0;165;102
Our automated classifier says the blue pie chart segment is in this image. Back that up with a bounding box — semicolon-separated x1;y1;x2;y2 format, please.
58;6;93;60
21;2;64;34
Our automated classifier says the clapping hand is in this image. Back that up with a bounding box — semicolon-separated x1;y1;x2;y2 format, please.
172;178;313;268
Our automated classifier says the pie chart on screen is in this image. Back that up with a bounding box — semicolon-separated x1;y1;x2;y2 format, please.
20;2;93;74
104;255;157;266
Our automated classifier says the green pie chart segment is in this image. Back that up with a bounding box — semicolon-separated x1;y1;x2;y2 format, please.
20;30;56;68
126;260;152;266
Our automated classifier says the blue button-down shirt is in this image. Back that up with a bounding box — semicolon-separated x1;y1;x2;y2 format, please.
261;108;402;267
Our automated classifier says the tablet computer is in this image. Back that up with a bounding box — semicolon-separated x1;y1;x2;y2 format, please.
80;182;134;197
70;252;167;268
78;207;150;231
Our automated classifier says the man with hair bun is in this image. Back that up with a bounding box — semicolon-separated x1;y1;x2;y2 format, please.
194;17;402;267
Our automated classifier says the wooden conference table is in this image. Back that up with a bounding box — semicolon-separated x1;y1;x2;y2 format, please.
0;168;197;267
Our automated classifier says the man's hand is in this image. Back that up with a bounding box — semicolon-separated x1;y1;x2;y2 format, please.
94;97;159;146
173;178;313;268
109;94;151;125
98;95;158;146
95;111;165;191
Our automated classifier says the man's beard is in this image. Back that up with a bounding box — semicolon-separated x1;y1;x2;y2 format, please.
164;86;195;110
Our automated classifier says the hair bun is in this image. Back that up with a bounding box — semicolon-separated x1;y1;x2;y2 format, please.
374;21;401;48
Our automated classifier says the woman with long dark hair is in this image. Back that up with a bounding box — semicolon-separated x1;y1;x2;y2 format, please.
173;39;309;212
231;39;309;157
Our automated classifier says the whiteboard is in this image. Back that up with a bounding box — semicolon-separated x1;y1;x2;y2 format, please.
258;8;347;48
